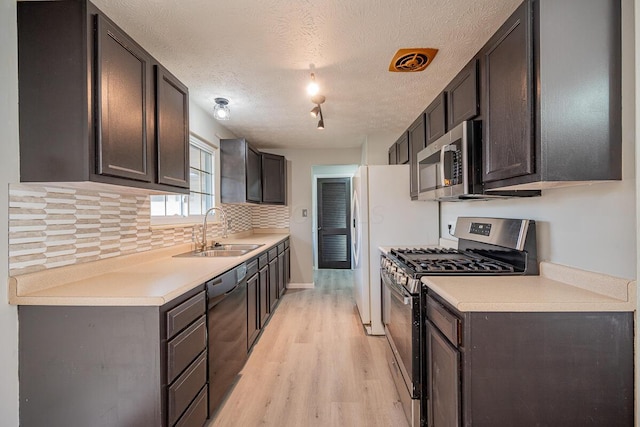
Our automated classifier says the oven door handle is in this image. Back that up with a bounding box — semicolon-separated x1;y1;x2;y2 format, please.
381;269;411;305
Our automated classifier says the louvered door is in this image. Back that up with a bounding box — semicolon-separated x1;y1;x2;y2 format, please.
317;178;351;269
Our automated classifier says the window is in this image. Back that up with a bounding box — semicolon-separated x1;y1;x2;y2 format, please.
150;134;216;226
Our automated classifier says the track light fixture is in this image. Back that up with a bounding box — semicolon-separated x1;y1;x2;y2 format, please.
213;97;230;120
309;93;326;130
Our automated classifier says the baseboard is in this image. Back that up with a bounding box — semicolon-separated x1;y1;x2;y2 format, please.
287;282;314;289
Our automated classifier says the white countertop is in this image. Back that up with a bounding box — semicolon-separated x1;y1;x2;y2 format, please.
422;262;636;312
9;232;289;306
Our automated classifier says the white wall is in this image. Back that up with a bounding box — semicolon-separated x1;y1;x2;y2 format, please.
0;0;21;423
260;148;362;284
440;0;637;280
361;132;399;166
635;0;640;422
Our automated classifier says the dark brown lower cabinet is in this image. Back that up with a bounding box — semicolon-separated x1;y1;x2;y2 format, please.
423;291;634;427
259;254;270;327
268;247;279;312
18;286;207;427
246;260;260;350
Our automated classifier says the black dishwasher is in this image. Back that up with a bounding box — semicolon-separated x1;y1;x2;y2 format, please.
206;263;247;417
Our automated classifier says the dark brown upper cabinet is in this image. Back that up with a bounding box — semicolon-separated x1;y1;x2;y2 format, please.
425;92;447;146
396;132;410;164
482;1;534;184
220;139;262;204
95;15;154;183
446;59;480;129
155;65;190;189
17;0;190;194
482;0;621;190
408;114;426;200
261;152;286;205
388;143;398;165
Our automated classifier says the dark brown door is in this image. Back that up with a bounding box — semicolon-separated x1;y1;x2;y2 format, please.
95;14;153;182
317;178;351;269
259;264;269;326
408;115;426;199
427;323;461;427
262;153;286;204
246;146;262;203
155;64;189;189
396;133;409;164
425;92;447;145
446;59;479;129
482;0;534;183
268;257;278;311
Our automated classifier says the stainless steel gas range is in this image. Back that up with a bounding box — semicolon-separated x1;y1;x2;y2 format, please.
381;217;538;427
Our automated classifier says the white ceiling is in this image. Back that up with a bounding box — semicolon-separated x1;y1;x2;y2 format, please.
91;0;523;149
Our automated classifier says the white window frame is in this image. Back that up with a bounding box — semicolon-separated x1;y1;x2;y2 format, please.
150;133;218;228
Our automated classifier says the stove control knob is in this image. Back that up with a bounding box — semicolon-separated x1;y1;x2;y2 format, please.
399;275;408;285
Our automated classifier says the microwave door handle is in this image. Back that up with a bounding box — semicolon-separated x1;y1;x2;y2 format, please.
440;145;448;185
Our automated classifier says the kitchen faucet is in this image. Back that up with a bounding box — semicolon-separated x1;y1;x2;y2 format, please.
199;206;228;250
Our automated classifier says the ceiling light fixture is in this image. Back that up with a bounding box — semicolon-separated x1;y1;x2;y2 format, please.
310;94;326;130
306;73;320;96
213;97;230;120
317;108;325;130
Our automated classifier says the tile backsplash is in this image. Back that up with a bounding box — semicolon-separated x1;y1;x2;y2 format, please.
9;184;289;276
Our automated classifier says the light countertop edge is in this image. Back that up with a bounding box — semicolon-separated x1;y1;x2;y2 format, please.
422;261;636;313
9;233;290;307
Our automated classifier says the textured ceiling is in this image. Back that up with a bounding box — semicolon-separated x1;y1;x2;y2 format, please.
91;0;523;149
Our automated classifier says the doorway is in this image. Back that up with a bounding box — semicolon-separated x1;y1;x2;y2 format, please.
316;177;352;269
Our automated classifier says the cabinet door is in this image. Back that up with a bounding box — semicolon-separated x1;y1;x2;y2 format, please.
155;65;189;189
388;143;398;165
268;259;279;312
427;323;461;427
425;92;447;145
95;15;153;183
262;153;286;204
246;146;262;203
247;273;259;349
259;266;269;326
277;252;285;298
482;1;534;183
446;59;479;129
408;115;426;199
283;247;290;288
396;133;409;164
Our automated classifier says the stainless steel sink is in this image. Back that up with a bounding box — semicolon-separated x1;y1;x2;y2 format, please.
174;243;264;258
208;243;263;251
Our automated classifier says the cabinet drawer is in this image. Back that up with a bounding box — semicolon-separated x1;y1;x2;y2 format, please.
258;253;269;268
247;259;259;277
284;239;289;249
166;291;206;339
277;243;285;254
174;385;208;427
167;316;207;383
426;296;460;347
168;352;207;425
268;247;278;261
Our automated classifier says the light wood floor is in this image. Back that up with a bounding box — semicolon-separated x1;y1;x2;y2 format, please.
208;269;409;427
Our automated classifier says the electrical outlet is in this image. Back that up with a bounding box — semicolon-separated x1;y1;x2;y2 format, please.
302;209;308;217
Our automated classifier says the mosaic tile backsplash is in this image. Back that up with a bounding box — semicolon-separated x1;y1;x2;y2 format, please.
9;184;290;275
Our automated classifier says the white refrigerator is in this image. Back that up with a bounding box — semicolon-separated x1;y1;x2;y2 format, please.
351;165;439;335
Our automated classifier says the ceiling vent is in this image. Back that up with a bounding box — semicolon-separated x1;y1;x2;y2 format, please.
389;48;439;72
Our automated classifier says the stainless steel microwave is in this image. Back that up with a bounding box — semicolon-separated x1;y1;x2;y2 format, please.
417;120;484;201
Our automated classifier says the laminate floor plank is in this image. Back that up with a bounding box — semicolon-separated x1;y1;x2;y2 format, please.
208;269;408;427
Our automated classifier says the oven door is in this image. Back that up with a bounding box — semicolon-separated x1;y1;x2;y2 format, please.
381;269;420;397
